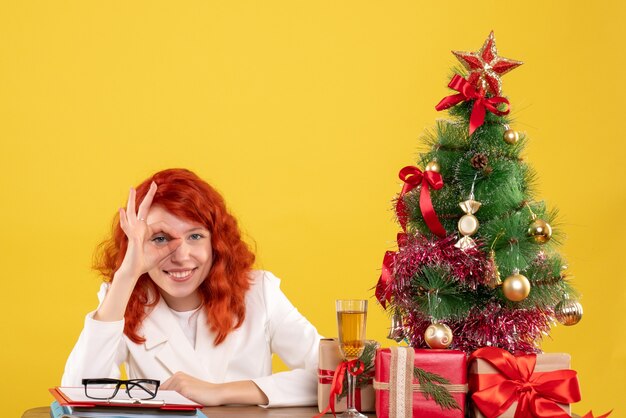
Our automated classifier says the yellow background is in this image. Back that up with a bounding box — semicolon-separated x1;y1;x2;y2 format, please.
1;1;624;415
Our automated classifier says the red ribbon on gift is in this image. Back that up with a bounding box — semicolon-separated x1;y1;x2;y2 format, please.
318;367;375;413
319;368;335;384
435;74;510;136
318;369;364;411
395;166;446;237
315;360;366;417
469;347;581;418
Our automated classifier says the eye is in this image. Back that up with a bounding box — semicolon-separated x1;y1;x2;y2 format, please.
151;235;168;245
189;233;204;241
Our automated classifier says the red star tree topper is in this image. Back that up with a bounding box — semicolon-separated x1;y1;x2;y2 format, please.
452;31;523;96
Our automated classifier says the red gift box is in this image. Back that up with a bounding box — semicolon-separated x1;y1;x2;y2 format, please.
374;346;467;418
468;347;581;418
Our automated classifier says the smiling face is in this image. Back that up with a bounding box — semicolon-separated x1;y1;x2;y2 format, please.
145;205;213;311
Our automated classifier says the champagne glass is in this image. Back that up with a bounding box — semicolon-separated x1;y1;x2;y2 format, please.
336;299;368;418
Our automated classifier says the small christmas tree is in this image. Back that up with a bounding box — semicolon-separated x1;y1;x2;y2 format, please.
376;32;583;354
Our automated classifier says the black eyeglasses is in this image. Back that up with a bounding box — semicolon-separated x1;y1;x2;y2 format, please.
81;378;160;400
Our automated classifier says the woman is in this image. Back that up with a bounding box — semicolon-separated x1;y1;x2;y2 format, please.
62;168;321;407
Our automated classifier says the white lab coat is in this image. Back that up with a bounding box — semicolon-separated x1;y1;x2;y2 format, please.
62;270;321;407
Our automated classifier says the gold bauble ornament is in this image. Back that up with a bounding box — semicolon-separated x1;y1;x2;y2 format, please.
425;160;441;173
555;297;583;326
424;323;453;349
528;218;552;244
502;270;531;301
503;129;519;144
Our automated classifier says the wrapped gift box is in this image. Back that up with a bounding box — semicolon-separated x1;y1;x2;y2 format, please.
317;338;376;414
469;347;581;418
374;346;467;418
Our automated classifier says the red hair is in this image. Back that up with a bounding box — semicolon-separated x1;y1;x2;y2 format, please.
94;168;255;345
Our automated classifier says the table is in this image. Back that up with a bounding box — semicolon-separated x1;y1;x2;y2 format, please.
22;406;584;417
22;406;377;417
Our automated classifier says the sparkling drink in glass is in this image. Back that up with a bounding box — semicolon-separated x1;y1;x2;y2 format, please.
336;299;367;418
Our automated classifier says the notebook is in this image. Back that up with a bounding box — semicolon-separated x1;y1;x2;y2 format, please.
50;386;204;417
50;400;207;418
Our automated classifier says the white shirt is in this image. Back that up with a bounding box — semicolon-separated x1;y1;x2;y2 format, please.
168;307;201;347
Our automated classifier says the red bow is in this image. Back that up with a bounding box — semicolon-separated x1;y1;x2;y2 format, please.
395;166;446;237
315;359;365;417
375;233;407;308
469;347;581;418
435;74;510;135
375;251;396;309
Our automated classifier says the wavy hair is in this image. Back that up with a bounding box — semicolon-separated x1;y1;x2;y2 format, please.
94;168;255;345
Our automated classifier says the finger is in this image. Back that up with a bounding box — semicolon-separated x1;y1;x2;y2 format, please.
147;221;182;240
151;237;182;265
145;221;183;264
160;372;185;390
147;236;181;256
160;377;173;390
137;182;157;221
126;188;137;222
119;208;129;233
156;237;183;262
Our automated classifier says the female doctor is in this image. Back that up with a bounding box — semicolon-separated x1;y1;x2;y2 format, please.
62;168;321;407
